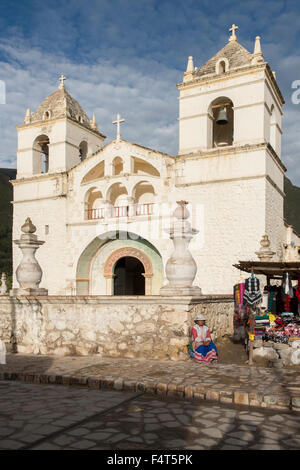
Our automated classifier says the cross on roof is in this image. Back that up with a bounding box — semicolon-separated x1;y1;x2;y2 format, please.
112;113;125;141
59;74;67;89
229;24;238;42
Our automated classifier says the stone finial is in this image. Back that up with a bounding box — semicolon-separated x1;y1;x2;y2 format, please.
255;235;275;261
229;24;239;42
0;273;7;295
59;74;67;90
90;113;99;131
186;56;194;73
251;36;264;64
160;201;201;296
183;56;194;82
10;218;48;296
24;108;31;124
21;217;37;235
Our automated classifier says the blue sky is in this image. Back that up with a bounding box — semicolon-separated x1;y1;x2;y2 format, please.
1;0;300;185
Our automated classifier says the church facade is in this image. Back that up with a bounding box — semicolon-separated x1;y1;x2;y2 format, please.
11;26;298;297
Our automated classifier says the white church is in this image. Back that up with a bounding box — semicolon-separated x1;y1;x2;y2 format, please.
11;25;300;297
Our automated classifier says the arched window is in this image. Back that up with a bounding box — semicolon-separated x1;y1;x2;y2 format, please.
209;97;234;148
220;61;226;73
33;134;50;174
79;141;88;161
132;181;155;216
216;58;229;75
43;111;51;120
85;187;104;220
106;182;128;206
112;157;123;176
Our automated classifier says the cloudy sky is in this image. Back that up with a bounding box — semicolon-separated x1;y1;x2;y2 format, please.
1;0;300;185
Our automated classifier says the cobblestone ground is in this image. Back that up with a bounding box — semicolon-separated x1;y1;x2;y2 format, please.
1;354;300;411
0;381;299;450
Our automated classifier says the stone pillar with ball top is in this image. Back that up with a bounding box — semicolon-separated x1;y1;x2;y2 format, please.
10;218;48;296
160;200;201;296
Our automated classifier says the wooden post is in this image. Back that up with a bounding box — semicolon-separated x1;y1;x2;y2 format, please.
248;308;255;365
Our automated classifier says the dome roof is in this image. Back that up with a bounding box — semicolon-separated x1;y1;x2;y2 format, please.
195;40;253;78
30;76;104;136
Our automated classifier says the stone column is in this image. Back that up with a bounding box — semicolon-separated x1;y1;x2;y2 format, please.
160;201;201;296
10;218;48;296
0;273;7;295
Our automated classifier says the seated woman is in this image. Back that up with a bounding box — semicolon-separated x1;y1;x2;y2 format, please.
188;314;218;363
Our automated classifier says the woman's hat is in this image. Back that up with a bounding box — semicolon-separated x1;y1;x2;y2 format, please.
194;314;206;322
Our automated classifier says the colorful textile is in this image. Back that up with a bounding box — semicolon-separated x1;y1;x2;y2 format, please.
296;278;300;302
189;342;218;363
281;273;294;299
268;314;276;323
243;274;262;307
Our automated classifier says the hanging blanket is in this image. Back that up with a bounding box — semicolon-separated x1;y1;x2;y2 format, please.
243;275;262;307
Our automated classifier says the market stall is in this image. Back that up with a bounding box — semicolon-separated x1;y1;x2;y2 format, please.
232;261;300;366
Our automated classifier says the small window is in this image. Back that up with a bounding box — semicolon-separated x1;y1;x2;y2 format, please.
43;111;51;120
216;58;229;75
79;141;88;161
219;61;226;73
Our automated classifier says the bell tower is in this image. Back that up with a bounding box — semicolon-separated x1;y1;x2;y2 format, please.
175;25;287;282
16;76;106;178
177;25;284;158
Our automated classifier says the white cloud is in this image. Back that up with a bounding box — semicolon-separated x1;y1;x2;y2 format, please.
1;24;300;188
0;38;181;170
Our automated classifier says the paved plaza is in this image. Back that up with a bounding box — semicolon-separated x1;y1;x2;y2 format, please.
1;354;300;411
0;380;299;450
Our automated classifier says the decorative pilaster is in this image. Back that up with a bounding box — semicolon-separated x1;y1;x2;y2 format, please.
10;218;48;296
160;201;201;296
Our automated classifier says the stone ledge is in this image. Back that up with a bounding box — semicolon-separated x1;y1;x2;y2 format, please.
0;294;234;305
1;371;298;412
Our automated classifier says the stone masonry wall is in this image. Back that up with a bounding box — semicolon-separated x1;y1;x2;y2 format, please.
0;295;234;361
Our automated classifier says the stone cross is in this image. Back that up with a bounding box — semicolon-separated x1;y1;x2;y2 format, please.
112;113;125;141
229;24;238;41
59;74;67;89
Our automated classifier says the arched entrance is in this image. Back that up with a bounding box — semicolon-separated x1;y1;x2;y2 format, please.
76;231;163;295
113;257;145;295
103;246;153;295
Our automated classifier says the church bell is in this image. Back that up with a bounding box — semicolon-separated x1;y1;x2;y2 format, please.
216;107;228;125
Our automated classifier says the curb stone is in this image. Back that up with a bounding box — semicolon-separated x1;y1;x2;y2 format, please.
1;371;300;412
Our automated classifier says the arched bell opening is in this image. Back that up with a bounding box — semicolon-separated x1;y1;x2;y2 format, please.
32;134;50;174
210;97;234;148
79;141;88;161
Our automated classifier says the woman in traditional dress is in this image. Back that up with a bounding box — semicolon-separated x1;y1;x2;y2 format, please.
188;314;218;363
